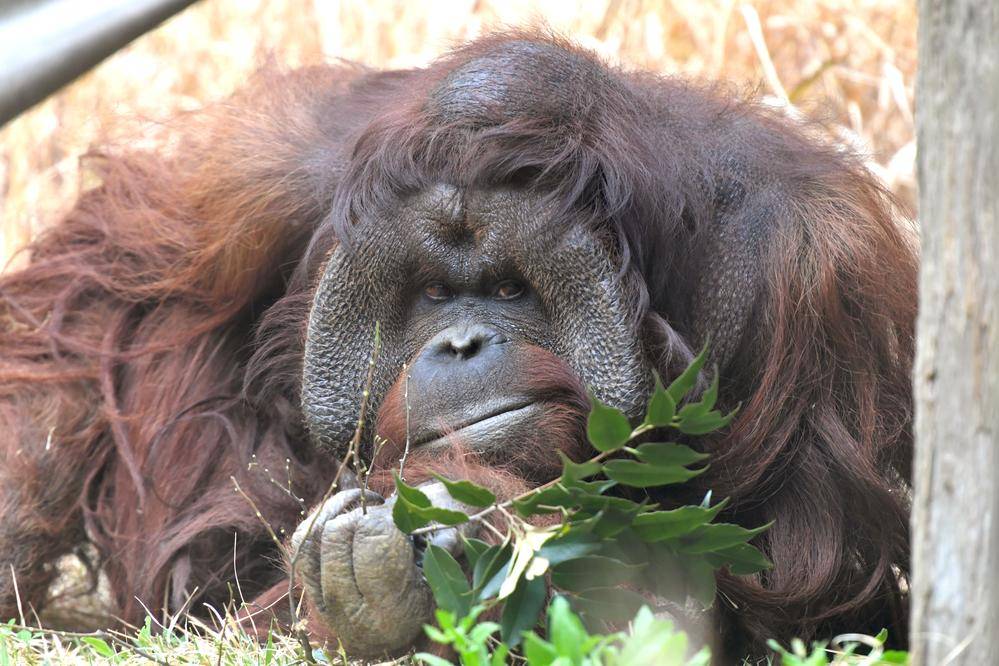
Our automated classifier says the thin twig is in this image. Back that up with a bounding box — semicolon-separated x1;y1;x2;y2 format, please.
250;453;306;507
10;564;25;625
230;532;257;639
231;478;287;558
362;436;387;500
399;363;412;479
278;321;382;662
230;476;314;664
354;322;382;515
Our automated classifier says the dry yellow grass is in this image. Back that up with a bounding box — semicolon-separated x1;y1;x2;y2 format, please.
0;0;916;270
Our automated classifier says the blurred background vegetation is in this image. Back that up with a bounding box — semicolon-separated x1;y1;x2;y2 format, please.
0;0;916;270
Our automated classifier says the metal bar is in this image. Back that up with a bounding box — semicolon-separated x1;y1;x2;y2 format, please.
0;0;200;127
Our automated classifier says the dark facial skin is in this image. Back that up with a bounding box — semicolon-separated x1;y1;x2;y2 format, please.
392;188;562;457
301;184;652;464
404;324;547;454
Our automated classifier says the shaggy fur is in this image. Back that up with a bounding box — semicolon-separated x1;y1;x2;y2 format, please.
0;30;915;660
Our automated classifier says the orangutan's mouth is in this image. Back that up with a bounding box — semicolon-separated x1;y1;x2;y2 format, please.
416;403;540;450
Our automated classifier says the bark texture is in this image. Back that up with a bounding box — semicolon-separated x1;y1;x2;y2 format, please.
912;2;999;664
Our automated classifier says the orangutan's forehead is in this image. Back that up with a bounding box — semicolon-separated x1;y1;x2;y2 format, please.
402;184;548;251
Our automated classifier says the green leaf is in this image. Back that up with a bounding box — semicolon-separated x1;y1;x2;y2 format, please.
571;587;648;624
80;637;115;658
422;624;450;644
643;372;677;426
392;473;434;532
423;545;473;618
535;532;601;566
879;650;911;663
676;407;739;435
666;344;708;403
433;474;496;508
702;542;772;575
603;459;707;488
468;621;501;645
416;505;471;526
136;617;152;647
435;608;457;631
631;499;730;542
514;478;625;518
598;527;654;563
616;606;697;666
500;575;546;647
558;451;602;483
522;632;558;666
634;442;709;467
512;484;573;517
392;497;469;533
458;608;480;632
472;544;512;601
677;367;720;422
461;536;490;569
639;543;686;600
394;473;432;508
490;643;510;666
551;556;645;592
679;522;772;555
568;478;619;495
573;492;644;516
547;596;588;663
477;563;511;603
586;394;632;452
684;557;717;607
573;503;647;538
391;474;470;532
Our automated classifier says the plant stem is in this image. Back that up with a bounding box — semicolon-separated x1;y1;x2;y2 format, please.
410;448;618;537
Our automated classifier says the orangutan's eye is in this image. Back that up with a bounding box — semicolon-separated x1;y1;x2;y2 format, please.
424;282;453;301
493;280;525;301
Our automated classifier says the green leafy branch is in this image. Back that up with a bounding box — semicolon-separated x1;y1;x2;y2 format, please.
398;345;737;535
391;346;769;650
413;602;907;666
415;599;710;666
768;630;909;666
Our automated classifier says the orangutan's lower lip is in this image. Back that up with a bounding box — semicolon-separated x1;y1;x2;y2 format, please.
417;403;540;450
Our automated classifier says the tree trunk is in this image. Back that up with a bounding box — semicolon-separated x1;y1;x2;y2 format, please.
912;2;999;665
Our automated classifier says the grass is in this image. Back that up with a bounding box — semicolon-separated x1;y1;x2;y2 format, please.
1;616;316;665
0;620;904;666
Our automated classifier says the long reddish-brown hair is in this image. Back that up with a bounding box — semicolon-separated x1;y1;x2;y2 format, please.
0;30;915;659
